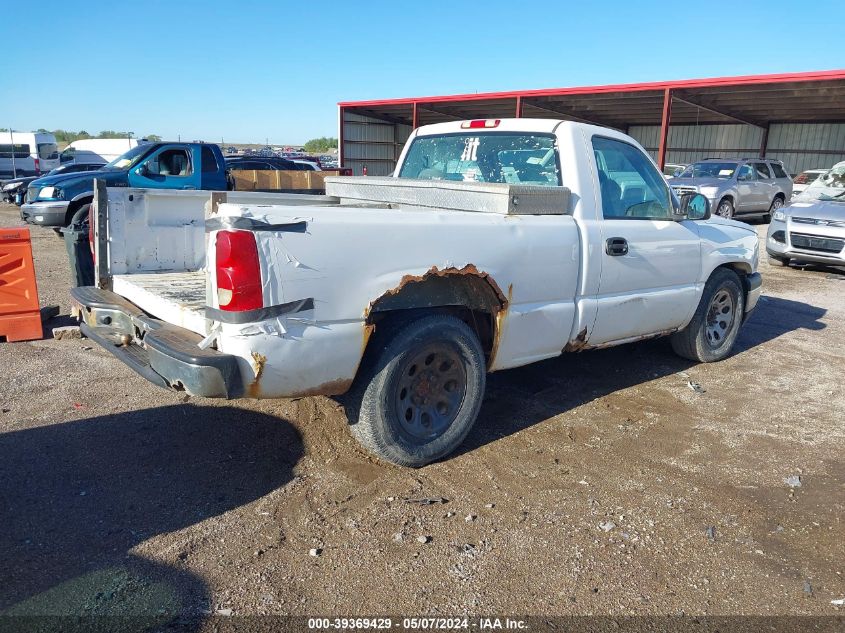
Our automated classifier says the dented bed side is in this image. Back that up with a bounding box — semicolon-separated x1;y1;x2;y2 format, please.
205;202;582;398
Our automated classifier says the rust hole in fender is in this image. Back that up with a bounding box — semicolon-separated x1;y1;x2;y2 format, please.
364;264;510;369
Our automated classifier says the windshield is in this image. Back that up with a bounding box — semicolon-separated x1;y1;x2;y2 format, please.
398;133;561;186
797;162;845;201
677;162;738;179
104;144;149;170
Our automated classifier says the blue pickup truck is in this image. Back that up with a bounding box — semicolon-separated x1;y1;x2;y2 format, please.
21;142;228;229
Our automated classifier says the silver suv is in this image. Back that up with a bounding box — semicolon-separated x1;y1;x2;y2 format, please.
669;158;793;221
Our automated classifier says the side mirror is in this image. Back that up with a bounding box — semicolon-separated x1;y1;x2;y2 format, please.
679;192;710;221
136;163;150;177
673;168;683;177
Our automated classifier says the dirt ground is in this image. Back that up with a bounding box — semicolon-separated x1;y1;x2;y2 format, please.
1;202;844;626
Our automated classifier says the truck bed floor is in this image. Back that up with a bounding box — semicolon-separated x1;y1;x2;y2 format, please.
112;271;207;335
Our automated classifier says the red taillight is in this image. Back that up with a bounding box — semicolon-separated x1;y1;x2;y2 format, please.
215;230;263;311
461;119;500;129
794;174;808;184
34;158;40;174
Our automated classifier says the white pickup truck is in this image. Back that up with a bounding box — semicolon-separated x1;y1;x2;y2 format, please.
71;119;761;467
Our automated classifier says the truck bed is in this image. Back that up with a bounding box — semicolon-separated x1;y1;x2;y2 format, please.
112;271;207;335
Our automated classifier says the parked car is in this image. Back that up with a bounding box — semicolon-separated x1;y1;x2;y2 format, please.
225;156;313;171
791;169;827;198
767;161;845;268
0;131;60;179
21;142;228;230
71;118;761;467
2;162;105;205
669;158;792;220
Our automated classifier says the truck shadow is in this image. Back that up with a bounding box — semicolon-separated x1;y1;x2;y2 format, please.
459;295;826;454
0;404;302;629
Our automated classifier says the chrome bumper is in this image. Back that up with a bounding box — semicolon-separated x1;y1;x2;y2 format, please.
20;201;69;226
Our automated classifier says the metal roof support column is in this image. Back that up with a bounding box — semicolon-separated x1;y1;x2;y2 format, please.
516;96;523;118
339;106;345;169
759;125;769;158
657;88;672;170
412;102;419;129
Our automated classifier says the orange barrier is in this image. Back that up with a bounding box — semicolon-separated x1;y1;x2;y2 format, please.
0;227;42;342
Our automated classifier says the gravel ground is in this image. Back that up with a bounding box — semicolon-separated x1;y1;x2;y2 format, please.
1;202;844;626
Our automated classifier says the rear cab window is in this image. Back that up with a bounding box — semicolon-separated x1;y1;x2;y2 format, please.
201;145;219;173
398;133;561;186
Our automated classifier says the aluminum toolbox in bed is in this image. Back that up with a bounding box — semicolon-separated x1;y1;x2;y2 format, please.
324;176;571;216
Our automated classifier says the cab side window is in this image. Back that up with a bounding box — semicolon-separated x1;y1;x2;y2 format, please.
147;149;192;176
592;136;672;220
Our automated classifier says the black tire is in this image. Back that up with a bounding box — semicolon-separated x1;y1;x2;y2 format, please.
715;198;734;219
768;255;790;267
66;204;95;287
763;196;784;223
347;314;486;467
670;268;745;363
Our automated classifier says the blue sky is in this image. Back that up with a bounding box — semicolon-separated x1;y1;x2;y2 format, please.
2;0;843;144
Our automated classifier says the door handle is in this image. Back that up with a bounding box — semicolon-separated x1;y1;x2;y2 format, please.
605;237;628;256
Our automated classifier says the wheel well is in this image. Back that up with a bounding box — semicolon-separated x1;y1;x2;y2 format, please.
365;268;508;364
63;196;93;226
774;192;785;201
717;262;752;276
718;195;734;205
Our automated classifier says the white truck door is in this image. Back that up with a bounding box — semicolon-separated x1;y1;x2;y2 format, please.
589;135;701;346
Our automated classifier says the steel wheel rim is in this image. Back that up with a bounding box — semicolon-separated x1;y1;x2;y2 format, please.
705;289;735;348
394;342;467;441
716;202;732;218
771;198;783;211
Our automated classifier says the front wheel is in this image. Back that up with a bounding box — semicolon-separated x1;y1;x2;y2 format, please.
348;314;486;467
715;198;734;219
763;196;784;223
670;268;745;363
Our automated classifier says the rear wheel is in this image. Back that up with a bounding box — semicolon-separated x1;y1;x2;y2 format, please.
347;314;486;467
670;268;744;363
715;198;734;219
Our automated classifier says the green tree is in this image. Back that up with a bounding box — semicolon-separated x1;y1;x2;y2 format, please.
145;134;162;141
303;137;338;153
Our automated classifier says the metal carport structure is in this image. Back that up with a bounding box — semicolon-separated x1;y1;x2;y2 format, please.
338;69;845;176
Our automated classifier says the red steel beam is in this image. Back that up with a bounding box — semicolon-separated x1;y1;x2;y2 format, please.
338;106;345;169
412;102;418;129
516;95;523;118
657;88;672;170
339;69;845;108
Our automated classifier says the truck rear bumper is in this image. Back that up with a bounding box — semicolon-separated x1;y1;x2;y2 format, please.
70;286;243;398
